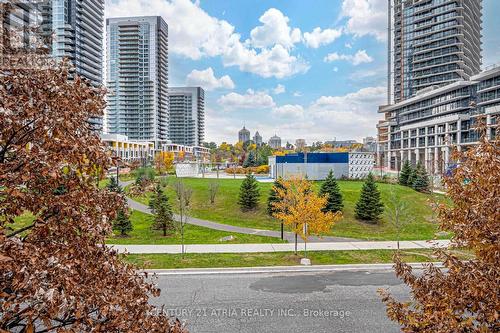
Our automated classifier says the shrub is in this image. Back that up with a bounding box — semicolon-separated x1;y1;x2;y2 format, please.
225;165;269;174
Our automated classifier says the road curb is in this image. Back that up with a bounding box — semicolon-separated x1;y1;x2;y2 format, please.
141;262;444;276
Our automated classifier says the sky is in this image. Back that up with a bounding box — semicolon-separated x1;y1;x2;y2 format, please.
105;0;500;145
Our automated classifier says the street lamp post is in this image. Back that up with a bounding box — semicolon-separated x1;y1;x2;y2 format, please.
116;161;120;184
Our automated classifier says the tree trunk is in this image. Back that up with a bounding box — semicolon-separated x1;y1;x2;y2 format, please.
294;223;298;255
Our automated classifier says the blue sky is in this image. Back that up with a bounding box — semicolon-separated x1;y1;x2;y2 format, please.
106;0;500;144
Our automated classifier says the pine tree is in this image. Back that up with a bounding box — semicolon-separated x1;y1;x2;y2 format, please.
399;160;413;186
238;174;260;211
148;184;164;214
152;193;175;236
355;173;384;222
267;177;285;216
407;164;418;187
112;209;132;236
106;177;122;193
412;163;431;193
243;150;257;168
319;170;343;213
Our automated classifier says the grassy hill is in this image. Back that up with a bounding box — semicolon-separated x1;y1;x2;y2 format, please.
130;177;448;241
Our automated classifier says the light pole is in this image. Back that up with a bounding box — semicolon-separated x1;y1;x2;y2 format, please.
116;160;120;184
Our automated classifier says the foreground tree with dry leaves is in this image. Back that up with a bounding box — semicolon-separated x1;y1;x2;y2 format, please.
0;63;185;332
379;125;499;332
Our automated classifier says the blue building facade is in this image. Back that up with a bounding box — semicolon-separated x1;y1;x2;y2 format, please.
269;152;374;180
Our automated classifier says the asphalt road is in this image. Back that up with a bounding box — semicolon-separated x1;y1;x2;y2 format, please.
151;268;409;333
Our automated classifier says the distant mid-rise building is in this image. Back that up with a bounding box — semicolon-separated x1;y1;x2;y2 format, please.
169;87;205;147
388;0;482;103
253;131;262;146
106;16;169;148
268;134;281;149
362;136;377;152
325;140;358;148
238;126;250;143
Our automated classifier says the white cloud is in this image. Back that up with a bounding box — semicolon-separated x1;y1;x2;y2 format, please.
341;0;387;42
303;27;342;48
217;89;275;110
272;104;304;118
273;84;286;94
249;8;301;49
186;67;235;91
223;43;309;79
311;86;385;110
293;91;303;97
324;50;373;65
105;0;308;79
349;67;385;80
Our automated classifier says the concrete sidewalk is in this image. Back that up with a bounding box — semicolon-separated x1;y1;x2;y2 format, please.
109;239;450;254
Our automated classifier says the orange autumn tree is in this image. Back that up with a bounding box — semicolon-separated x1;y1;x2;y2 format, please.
379;121;499;333
272;176;342;253
0;61;185;331
155;151;175;174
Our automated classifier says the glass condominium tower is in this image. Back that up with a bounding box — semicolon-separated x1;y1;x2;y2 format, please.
169;87;205;147
46;0;104;86
388;0;482;104
106;16;169;147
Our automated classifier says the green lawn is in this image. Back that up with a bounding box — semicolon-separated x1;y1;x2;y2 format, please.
107;210;285;244
129;177;448;241
11;209;283;244
123;248;473;269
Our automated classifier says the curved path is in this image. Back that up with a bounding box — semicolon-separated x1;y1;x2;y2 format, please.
121;180;358;243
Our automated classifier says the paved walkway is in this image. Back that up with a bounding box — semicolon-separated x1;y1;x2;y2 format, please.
109;239;450;254
121;180;357;243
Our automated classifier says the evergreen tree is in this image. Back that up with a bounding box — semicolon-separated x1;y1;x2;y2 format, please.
106;176;122;193
238;174;260;211
319;170;343;213
148;184;164;214
407;164;418;187
112;209;132;236
152;192;175;236
355;173;384;222
267;177;285;216
412;163;431;193
399;160;413;186
243;150;257;168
